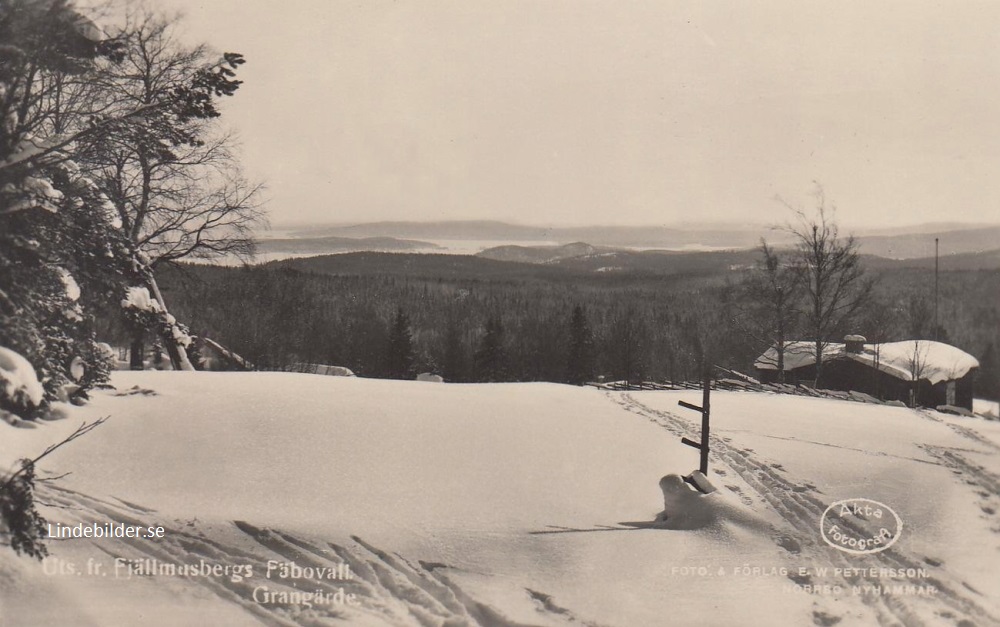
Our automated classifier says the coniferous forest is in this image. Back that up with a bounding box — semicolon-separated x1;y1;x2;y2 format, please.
127;253;1000;400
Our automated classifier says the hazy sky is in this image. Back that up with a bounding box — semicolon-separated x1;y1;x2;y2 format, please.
158;1;1000;229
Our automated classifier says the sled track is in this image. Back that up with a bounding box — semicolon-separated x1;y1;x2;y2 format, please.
609;391;1000;627
36;483;573;627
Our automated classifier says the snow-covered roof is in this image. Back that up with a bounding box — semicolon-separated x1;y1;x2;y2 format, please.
755;340;979;385
754;341;843;372
850;341;980;385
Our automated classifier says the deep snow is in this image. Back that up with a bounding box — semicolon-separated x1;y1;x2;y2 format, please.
2;372;999;626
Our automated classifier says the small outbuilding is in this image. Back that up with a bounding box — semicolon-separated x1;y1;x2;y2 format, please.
754;337;980;411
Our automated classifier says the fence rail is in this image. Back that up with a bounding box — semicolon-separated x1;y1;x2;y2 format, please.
586;367;891;406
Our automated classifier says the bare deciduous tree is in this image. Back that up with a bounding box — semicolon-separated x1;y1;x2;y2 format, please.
734;239;802;382
907;340;929;407
81;7;266;267
782;185;873;386
60;6;266;369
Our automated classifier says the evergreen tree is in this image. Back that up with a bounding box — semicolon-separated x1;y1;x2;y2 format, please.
0;0;130;561
474;317;509;382
386;307;416;379
566;305;595;385
0;0;131;411
441;317;468;382
0;0;252;375
607;306;647;385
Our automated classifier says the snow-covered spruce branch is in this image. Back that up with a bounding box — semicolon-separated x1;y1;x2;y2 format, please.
0;417;109;493
0;417;108;558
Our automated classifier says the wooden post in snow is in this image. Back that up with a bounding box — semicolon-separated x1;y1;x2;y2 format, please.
679;372;714;492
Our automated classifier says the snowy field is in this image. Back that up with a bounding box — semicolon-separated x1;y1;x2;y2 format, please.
2;372;999;626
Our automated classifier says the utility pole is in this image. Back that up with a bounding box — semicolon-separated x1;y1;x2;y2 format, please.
934;238;939;342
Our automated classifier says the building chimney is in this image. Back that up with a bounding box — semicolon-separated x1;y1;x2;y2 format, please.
845;334;866;354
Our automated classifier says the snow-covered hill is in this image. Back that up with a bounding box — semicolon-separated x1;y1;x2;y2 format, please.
2;372;998;626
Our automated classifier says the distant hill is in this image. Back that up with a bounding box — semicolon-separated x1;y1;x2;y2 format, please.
257;235;440;255
279;219;1000;259
865;247;1000;271
856;226;1000;259
267;243;1000;287
477;242;615;264
269;248;768;283
289;220;785;249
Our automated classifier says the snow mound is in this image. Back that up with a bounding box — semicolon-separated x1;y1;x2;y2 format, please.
648;474;771;534
974;398;999;419
0;346;44;410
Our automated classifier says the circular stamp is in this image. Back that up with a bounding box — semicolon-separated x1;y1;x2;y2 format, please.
820;498;902;555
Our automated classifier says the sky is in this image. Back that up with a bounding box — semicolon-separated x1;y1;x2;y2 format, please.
154;1;1000;229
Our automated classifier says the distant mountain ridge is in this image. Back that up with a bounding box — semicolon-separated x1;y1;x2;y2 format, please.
855;226;1000;259
290;220;781;249
275;220;1000;260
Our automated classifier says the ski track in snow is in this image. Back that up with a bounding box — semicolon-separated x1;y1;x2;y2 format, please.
33;483;576;627
915;409;1000;530
608;391;1000;627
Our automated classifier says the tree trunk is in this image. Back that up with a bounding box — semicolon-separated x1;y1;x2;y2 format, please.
814;338;824;388
144;273;194;371
776;340;785;384
129;335;144;370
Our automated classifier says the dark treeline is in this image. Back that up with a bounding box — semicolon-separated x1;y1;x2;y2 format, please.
145;262;749;384
133;257;1000;400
